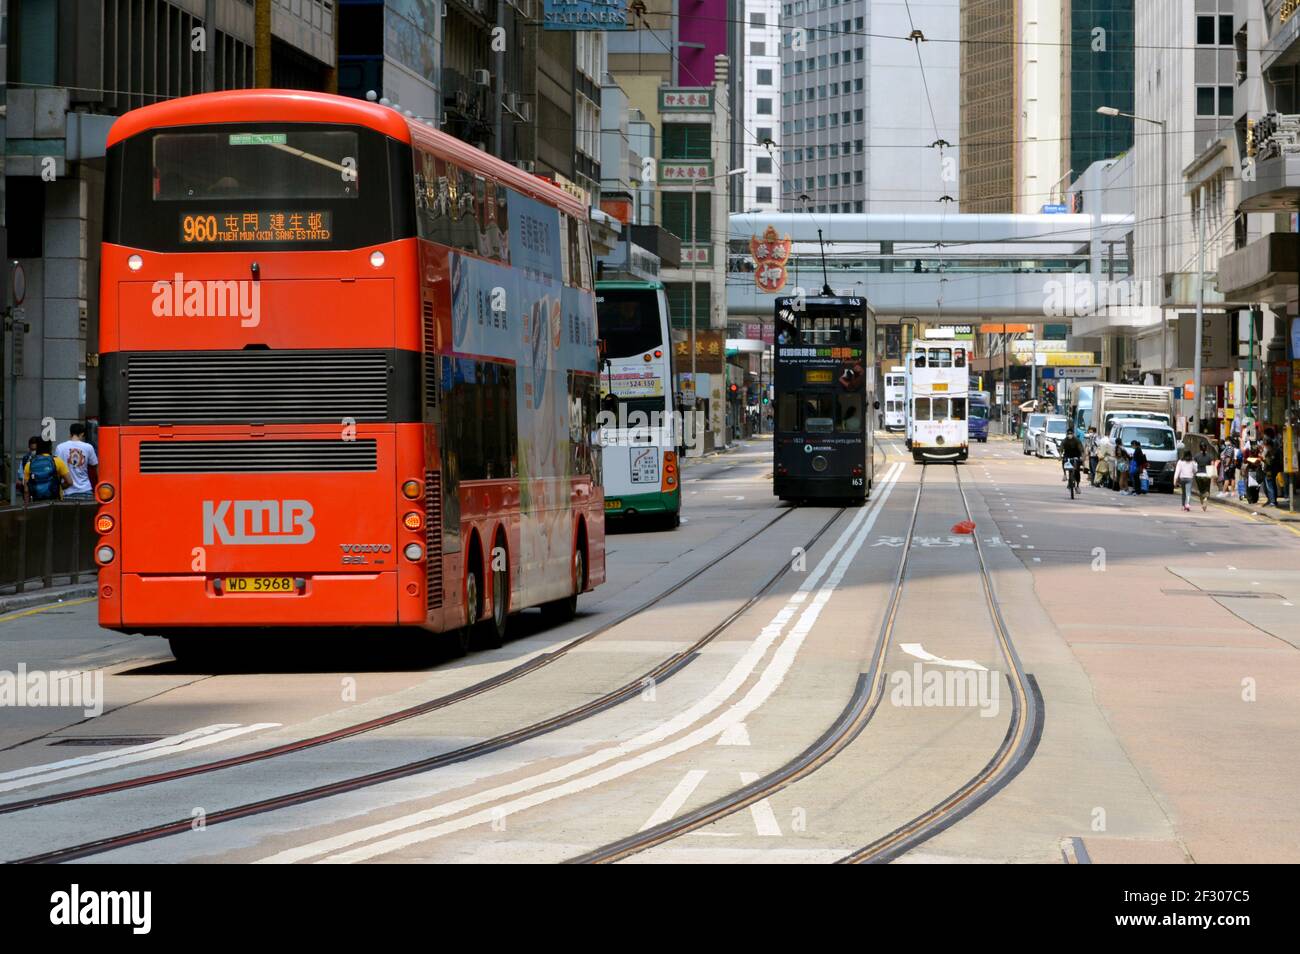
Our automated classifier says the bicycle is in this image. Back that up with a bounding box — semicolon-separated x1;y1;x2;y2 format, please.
1065;456;1082;499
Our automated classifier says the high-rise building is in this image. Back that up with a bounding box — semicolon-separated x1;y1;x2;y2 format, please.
1060;0;1134;186
780;0;959;214
743;0;781;212
959;0;1014;212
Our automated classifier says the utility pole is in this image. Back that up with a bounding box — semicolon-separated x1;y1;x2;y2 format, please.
1192;189;1206;434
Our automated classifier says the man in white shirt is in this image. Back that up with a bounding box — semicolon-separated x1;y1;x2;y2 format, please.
55;422;99;498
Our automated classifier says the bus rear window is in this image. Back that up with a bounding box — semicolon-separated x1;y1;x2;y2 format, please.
153;130;360;200
596;290;666;357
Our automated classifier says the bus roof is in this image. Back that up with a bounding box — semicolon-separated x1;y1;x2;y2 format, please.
106;89;586;221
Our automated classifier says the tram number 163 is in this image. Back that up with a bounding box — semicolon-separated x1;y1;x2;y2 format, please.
851;477;864;487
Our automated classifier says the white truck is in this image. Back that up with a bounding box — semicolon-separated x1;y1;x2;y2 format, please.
1067;382;1176;441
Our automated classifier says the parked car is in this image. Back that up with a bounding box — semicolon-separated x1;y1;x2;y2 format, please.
1034;416;1071;458
1102;419;1180;492
1022;413;1047;455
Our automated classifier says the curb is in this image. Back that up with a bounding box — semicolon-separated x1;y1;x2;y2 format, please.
0;584;98;616
1207;495;1300;523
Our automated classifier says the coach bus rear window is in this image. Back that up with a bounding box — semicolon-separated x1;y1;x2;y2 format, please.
152;131;360;200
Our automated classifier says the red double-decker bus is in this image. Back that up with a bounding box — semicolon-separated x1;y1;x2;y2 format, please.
94;90;605;659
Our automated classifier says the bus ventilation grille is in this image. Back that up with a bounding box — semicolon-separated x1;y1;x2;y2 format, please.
422;300;438;410
127;351;389;423
425;471;443;610
139;439;378;473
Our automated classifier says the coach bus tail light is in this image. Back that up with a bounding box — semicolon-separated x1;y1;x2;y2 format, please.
370;251;386;269
95;514;115;534
401;479;422;500
96;483;115;503
403;543;424;562
127;255;143;271
96;546;115;565
403;511;423;531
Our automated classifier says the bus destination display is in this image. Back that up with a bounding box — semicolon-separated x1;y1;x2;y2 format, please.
179;210;333;245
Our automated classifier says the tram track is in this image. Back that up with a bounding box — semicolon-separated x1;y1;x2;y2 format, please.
9;501;855;863
570;463;1043;865
0;503;797;823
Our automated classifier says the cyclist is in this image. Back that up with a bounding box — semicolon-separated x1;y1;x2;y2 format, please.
1060;429;1084;494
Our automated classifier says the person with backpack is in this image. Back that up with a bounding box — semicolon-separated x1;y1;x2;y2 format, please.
55;422;98;499
23;439;72;502
15;435;40;500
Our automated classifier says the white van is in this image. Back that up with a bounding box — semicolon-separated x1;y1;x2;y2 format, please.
1106;419;1179;492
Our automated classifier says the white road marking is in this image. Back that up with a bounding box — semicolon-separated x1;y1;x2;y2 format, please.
717;722;751;746
898;643;988;672
0;723;281;794
739;771;782;836
262;463;906;865
638;770;709;831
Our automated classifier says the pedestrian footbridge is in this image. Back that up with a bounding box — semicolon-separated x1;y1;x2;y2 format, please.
727;212;1133;320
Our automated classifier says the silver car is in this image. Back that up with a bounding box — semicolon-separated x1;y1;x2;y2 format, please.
1021;413;1047;455
1034;416;1070;458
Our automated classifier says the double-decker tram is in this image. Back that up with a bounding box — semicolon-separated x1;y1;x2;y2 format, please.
882;365;907;431
594;279;680;528
771;295;875;503
95;90;605;660
905;333;970;463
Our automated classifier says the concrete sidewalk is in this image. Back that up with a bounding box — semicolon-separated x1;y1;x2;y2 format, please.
1208;490;1300;523
0;581;98;616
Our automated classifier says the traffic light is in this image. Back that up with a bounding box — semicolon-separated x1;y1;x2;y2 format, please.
762;395;770;405
728;383;739;395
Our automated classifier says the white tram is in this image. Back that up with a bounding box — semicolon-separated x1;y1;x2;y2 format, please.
905;334;969;462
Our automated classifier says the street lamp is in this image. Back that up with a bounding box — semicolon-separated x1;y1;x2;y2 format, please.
1098;106;1169;391
687;166;746;436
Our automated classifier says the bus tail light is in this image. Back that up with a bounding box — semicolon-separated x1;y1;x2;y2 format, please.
403;511;423;531
401;479;422;499
95;514;115;534
96;546;115;565
852;465;863;477
96;483;115;503
777;464;788;476
662;451;678;490
403;543;424;562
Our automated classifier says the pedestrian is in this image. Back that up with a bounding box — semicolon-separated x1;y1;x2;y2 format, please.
1263;437;1283;508
1193;442;1216;512
1085;426;1100;486
1244;444;1264;505
1130;440;1148;495
1218;438;1236;496
55;422;99;500
22;439;72;502
1115;442;1130;493
1174;449;1198;511
15;435;40;500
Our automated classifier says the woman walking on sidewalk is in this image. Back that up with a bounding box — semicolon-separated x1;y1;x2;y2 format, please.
1193;444;1216;512
1174;450;1198;511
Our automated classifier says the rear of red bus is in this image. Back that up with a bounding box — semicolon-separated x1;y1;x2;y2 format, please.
95;92;443;638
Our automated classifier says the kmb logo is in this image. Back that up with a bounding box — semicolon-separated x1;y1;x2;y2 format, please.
202;500;315;545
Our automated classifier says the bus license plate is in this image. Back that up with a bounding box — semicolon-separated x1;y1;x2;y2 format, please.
606;499;623;511
224;576;294;593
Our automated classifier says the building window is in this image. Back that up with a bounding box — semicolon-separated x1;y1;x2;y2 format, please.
1219;85;1233;115
662;124;711;159
855;201;864;212
756;186;773;204
750;12;765;26
756;156;773;174
1196;86;1216;116
661;192;711;244
751;41;766;56
757;68;773;86
756;98;772;115
1196;15;1215;45
757;127;772;143
1219;14;1233;45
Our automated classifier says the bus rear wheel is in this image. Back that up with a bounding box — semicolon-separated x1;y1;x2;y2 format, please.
475;543;509;649
541;545;584;626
